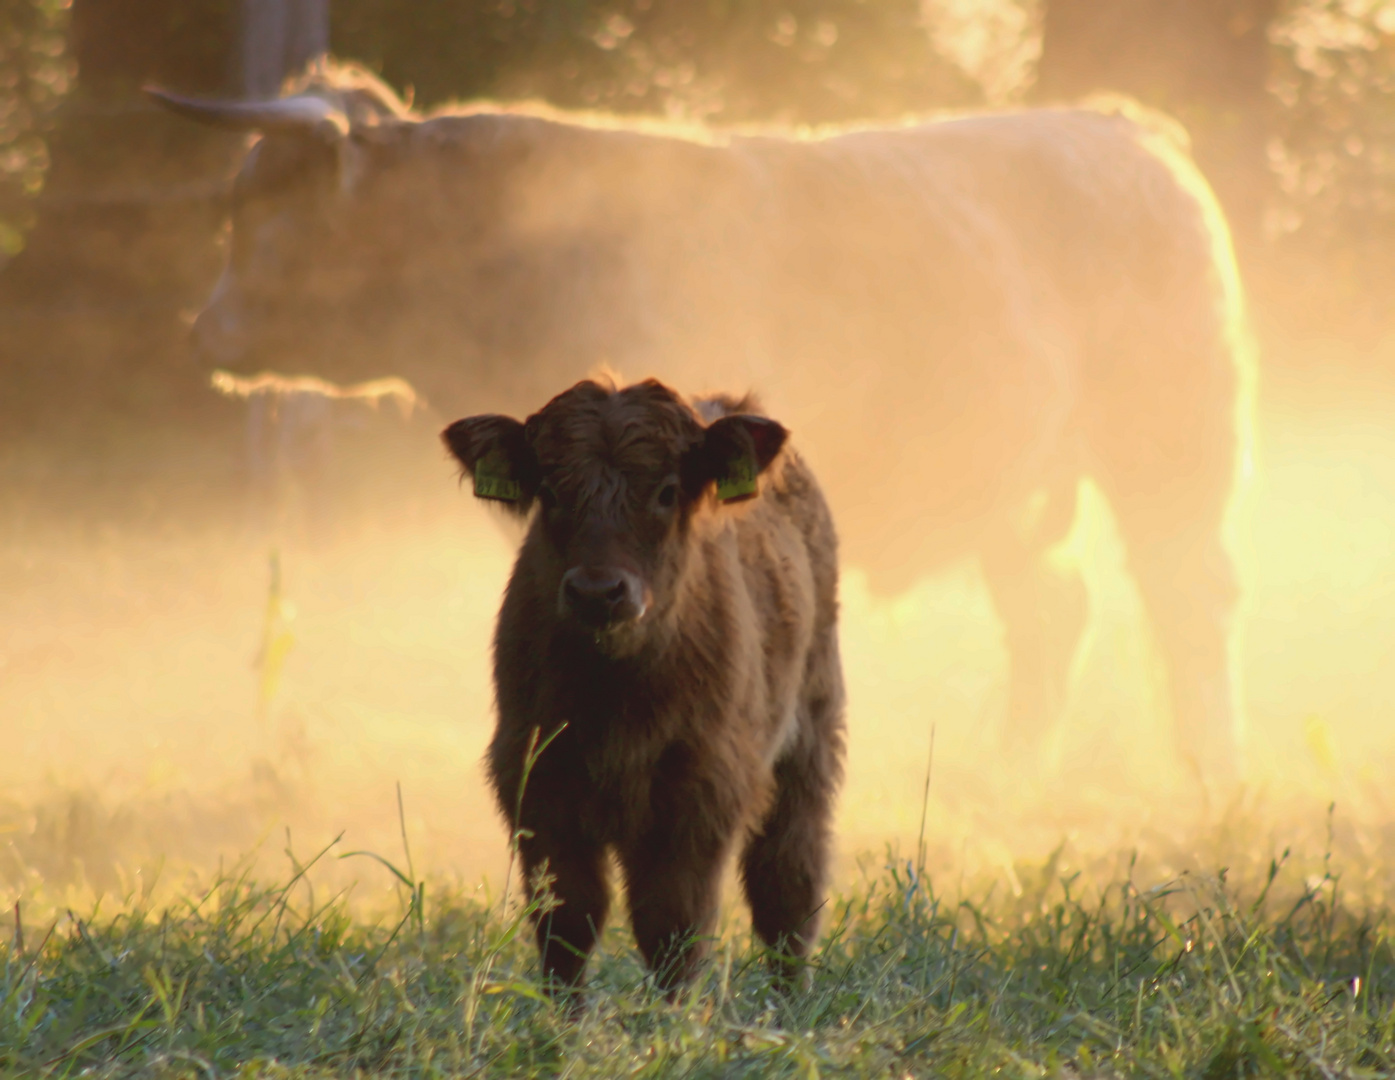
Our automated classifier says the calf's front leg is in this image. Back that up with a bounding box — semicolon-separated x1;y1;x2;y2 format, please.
619;745;738;991
619;830;730;992
518;833;610;991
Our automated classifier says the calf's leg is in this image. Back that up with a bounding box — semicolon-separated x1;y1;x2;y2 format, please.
519;835;610;991
620;831;729;993
620;741;744;992
742;636;845;987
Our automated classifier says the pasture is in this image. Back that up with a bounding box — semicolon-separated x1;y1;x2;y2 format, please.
3;337;1395;1074
2;820;1392;1077
5;1;1395;1072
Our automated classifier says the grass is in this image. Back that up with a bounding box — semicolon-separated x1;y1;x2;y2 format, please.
6;374;1395;1076
2;820;1393;1079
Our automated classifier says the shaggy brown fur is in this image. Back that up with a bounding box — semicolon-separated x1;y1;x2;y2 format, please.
443;377;844;992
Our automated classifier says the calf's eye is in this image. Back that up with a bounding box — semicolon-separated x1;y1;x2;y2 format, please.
656;481;679;510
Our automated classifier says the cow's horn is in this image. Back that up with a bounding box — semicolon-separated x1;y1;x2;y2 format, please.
144;87;349;139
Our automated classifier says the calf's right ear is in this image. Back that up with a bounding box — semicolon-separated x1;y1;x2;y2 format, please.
692;414;788;503
442;415;538;515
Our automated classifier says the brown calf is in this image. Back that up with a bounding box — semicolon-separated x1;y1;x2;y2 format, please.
444;376;844;992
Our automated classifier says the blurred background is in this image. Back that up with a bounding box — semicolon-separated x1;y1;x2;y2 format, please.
2;0;1395;909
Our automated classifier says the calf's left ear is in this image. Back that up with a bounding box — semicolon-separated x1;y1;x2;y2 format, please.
691;414;788;503
442;415;538;514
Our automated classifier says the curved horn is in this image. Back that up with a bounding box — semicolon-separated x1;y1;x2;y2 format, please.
144;87;349;139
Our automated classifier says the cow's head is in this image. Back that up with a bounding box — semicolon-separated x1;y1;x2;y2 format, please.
147;64;449;372
444;378;787;655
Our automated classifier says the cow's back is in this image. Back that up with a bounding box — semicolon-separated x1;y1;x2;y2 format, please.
726;107;1242;580
356;101;1240;583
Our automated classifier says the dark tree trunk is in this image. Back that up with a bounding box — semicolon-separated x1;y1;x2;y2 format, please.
2;0;330;306
1033;0;1277;245
3;0;241;307
0;0;323;432
69;0;236;97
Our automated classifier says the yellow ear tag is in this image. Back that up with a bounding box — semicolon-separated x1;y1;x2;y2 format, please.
474;450;521;502
716;453;758;503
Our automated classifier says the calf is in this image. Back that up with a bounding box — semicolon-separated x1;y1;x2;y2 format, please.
444;376;844;992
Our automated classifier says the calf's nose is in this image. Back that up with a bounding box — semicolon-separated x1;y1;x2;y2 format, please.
561;566;645;629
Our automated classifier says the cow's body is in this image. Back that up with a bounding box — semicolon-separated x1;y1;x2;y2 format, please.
155;65;1251;783
445;378;844;990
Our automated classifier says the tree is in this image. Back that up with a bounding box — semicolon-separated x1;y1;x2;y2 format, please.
242;0;329;97
1268;2;1395;261
332;0;981;124
1;0;332;303
0;0;74;265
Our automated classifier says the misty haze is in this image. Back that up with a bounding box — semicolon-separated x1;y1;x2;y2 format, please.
3;0;1395;1073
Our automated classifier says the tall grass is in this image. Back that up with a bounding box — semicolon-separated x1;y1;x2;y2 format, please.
2;821;1391;1078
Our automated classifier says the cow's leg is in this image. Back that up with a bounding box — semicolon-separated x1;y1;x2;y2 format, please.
1085;331;1244;789
980;482;1088;751
1113;504;1241;789
741;634;845;988
295;395;337;545
518;833;610;992
620;841;729;992
245;392;276;535
620;754;738;992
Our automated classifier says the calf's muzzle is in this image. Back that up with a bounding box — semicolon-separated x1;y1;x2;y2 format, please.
560;566;646;630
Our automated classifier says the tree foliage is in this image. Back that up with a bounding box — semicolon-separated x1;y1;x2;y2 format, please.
1270;0;1395;258
9;0;1395;282
331;0;983;124
0;0;72;256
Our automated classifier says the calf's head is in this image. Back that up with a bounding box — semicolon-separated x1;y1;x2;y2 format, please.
444;379;787;652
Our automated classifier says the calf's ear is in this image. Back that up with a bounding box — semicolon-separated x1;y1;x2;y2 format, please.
691;414;788;503
442;415;538;514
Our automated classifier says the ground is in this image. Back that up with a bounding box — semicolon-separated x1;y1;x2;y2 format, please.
2;822;1393;1077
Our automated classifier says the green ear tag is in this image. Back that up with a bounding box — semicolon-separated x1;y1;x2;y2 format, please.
715;453;758;503
474;450;521;502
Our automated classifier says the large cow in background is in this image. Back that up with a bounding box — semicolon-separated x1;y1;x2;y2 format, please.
151;62;1254;786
